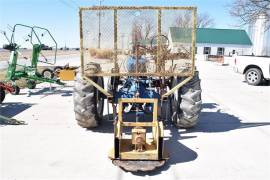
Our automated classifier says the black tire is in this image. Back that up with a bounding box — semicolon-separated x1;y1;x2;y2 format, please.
10;85;20;95
73;72;104;128
170;71;202;128
0;87;5;103
41;68;54;79
245;68;262;86
54;66;63;72
27;80;36;89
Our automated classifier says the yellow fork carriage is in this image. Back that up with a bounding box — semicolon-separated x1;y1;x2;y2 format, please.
108;98;169;171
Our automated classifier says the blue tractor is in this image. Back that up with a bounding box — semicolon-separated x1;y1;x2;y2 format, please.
73;6;202;172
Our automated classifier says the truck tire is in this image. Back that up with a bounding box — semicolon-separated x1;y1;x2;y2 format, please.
170;71;202;128
245;68;262;86
41;68;54;79
53;66;63;72
73;72;104;128
0;87;5;103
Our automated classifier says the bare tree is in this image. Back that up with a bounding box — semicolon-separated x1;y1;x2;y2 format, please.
197;13;215;28
230;0;270;29
174;12;192;28
131;20;143;43
131;16;155;44
174;12;215;28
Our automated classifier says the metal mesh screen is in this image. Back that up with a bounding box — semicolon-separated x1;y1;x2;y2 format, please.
80;6;196;76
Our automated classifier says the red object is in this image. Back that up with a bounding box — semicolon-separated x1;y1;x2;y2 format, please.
0;82;15;93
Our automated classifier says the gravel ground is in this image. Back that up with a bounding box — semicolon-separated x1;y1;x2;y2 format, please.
0;60;270;180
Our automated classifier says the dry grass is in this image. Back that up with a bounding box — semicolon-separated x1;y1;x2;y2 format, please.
0;70;26;87
0;50;80;61
89;48;114;59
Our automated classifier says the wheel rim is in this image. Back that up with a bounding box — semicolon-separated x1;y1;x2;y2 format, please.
43;71;52;79
96;90;103;115
247;71;259;83
96;78;104;117
171;83;180;122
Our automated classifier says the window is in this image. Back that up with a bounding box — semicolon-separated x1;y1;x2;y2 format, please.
203;47;211;54
217;47;225;55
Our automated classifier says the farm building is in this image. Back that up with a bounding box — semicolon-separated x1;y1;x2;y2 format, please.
168;27;253;58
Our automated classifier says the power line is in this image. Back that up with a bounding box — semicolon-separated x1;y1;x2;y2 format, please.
58;0;78;11
70;0;80;7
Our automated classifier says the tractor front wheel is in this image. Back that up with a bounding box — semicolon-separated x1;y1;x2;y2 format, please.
170;71;202;128
73;72;104;128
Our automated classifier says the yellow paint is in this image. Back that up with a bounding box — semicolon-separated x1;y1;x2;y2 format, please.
59;70;75;81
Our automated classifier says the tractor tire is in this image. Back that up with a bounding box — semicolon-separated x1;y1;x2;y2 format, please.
73;72;104;128
245;68;262;86
27;80;36;89
171;71;202;128
11;85;20;95
0;87;5;103
41;68;54;79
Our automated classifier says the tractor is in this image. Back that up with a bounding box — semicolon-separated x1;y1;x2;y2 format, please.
73;6;201;171
1;24;64;94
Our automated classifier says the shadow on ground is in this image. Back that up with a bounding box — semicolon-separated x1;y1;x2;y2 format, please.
186;103;270;133
89;103;270;175
26;86;73;97
0;102;35;125
242;80;270;86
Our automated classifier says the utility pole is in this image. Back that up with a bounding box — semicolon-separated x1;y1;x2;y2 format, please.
97;0;104;49
121;33;125;51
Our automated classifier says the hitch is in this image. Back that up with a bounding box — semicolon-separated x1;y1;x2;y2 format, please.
108;98;168;172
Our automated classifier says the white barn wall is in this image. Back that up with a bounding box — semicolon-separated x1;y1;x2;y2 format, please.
197;47;204;54
196;43;251;56
211;47;217;55
172;43;251;56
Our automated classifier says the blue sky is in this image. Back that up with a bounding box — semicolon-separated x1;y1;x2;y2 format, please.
0;0;239;47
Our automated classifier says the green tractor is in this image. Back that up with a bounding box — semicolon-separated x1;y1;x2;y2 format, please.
2;24;64;94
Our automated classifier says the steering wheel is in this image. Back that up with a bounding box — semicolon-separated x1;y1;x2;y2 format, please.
150;34;171;54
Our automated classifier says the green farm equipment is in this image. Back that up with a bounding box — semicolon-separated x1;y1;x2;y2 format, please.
2;24;64;94
74;6;201;171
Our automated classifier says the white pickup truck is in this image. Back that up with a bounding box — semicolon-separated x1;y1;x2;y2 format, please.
233;55;270;85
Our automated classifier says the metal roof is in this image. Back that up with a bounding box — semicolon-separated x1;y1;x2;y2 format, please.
169;27;252;46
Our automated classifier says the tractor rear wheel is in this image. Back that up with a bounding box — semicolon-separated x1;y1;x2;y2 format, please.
73;72;104;128
0;87;5;103
171;71;202;128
